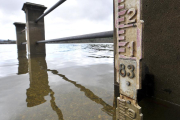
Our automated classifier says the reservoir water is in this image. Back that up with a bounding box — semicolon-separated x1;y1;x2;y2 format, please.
0;44;116;120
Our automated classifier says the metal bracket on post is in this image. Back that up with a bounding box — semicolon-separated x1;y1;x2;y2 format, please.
114;0;144;119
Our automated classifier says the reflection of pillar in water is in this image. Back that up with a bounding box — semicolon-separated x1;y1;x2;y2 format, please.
17;55;28;75
26;55;50;107
26;55;64;120
48;69;114;117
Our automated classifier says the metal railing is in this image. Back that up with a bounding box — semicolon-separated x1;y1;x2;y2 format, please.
21;0;113;44
37;31;113;43
21;30;113;44
35;0;66;23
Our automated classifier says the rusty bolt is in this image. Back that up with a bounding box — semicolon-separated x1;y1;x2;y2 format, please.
128;65;131;69
126;81;130;86
127;101;131;104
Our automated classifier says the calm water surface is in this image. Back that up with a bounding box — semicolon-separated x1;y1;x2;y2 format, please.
0;44;116;120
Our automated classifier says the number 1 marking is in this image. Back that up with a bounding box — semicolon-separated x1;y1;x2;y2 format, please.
128;41;134;57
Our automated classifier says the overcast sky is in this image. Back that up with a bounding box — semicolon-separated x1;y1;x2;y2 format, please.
0;0;113;40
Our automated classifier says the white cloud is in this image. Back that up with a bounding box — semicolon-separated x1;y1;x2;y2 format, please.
0;0;113;40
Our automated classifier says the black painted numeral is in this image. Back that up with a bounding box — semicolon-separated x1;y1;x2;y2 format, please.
119;64;126;77
119;64;135;78
127;65;135;78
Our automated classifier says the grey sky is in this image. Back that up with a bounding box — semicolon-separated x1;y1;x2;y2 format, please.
0;0;113;40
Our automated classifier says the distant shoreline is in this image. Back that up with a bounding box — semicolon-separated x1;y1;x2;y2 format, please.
0;40;16;44
0;42;16;44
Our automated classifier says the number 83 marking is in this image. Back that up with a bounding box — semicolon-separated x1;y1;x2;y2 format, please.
119;64;135;79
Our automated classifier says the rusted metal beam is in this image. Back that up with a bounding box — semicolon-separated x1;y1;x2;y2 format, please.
37;31;113;43
35;0;66;23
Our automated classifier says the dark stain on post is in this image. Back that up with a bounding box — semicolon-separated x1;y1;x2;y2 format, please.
163;89;172;94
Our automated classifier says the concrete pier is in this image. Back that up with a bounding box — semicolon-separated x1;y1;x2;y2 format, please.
13;22;26;56
142;0;180;105
22;2;47;55
114;0;180;119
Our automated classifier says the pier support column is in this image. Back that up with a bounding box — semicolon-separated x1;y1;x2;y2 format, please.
22;2;47;55
114;0;180;119
13;22;26;56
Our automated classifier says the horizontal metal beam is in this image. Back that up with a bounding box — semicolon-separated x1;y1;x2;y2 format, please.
22;37;113;44
21;28;26;33
22;42;27;44
47;37;113;43
37;31;113;43
35;0;66;23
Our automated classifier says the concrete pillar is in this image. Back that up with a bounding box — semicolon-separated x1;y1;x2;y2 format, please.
22;2;47;55
140;2;180;119
13;22;26;56
114;0;180;119
141;0;180;106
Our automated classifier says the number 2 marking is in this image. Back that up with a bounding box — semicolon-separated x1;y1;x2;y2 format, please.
127;8;136;24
